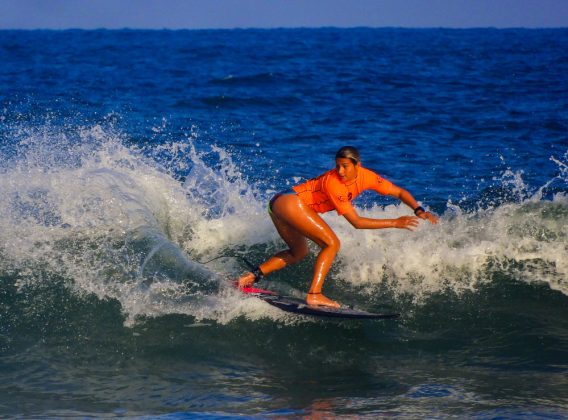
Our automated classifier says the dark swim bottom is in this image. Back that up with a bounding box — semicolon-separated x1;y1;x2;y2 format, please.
268;190;295;215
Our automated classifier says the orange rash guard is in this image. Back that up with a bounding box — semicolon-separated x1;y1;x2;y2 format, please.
292;166;395;215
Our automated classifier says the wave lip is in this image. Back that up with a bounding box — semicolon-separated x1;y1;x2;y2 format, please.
0;122;280;325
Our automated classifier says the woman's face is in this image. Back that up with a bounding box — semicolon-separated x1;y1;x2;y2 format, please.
335;157;358;182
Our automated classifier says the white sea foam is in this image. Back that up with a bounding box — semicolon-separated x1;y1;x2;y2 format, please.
0;123;566;324
331;160;568;302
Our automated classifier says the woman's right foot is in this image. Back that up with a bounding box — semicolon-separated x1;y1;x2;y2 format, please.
306;293;340;308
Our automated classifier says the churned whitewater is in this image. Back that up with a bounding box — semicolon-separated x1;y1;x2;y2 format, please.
0;28;567;418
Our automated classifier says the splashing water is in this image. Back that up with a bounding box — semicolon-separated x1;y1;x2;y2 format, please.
0;121;566;324
334;154;568;302
0;122;279;324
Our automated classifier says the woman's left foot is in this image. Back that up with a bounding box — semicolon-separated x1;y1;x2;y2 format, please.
306;293;340;308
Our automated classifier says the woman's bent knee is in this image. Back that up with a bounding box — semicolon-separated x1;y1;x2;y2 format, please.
327;235;340;253
288;246;309;263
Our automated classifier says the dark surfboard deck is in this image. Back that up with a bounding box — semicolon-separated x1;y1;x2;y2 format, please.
239;285;400;320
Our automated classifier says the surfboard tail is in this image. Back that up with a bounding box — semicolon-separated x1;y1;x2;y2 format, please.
234;281;277;295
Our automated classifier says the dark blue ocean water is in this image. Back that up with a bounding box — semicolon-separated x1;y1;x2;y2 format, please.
0;28;567;418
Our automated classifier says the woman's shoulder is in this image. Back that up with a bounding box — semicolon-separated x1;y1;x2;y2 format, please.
359;166;380;177
358;166;395;193
359;166;388;181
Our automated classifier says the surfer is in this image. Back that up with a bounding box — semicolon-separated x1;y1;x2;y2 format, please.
238;146;438;308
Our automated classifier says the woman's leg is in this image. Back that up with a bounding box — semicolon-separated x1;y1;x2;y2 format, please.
239;194;340;307
237;200;309;287
257;213;310;273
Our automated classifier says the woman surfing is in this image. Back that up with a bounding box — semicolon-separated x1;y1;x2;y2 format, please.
238;146;439;308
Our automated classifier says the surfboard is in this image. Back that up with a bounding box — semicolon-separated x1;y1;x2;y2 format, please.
238;285;400;320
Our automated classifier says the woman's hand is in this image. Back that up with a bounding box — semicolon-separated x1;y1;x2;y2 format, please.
393;216;420;230
416;211;439;224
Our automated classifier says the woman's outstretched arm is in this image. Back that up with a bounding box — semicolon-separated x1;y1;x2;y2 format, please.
342;184;439;229
388;184;439;224
343;209;419;230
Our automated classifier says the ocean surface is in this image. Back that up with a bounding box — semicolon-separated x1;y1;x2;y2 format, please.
0;28;567;418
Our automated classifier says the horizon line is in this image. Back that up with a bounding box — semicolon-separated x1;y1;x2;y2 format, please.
1;25;567;31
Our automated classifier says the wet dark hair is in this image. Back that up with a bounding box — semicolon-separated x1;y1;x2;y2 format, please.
335;146;360;165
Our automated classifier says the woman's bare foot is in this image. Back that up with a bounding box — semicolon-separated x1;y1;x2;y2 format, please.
237;272;256;288
306;292;340;308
